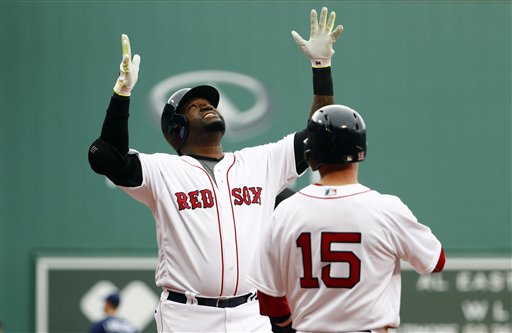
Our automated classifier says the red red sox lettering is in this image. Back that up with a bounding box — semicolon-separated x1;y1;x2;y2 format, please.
175;186;262;210
232;186;262;206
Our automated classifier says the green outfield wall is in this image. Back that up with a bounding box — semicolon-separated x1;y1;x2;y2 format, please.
1;1;510;332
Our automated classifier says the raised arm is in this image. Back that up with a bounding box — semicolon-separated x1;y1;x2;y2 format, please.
291;7;344;175
88;34;143;187
292;7;343;116
262;10;345;331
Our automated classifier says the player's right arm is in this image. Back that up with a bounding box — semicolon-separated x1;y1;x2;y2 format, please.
291;7;344;174
88;34;143;187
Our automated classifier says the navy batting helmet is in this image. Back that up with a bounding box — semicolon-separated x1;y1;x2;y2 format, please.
304;104;367;170
161;85;220;154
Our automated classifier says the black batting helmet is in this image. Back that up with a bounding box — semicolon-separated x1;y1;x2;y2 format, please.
161;85;220;154
304;104;367;170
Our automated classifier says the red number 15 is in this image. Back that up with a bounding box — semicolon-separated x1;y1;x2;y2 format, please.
296;232;361;289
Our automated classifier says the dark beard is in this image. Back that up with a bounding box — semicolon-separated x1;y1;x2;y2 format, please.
205;118;226;134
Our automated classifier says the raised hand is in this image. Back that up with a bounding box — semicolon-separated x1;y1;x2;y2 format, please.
113;34;141;96
291;7;343;68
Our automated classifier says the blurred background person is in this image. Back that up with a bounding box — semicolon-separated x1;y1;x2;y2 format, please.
89;292;138;333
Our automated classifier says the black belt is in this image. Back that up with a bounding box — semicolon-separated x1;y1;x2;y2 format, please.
167;290;254;308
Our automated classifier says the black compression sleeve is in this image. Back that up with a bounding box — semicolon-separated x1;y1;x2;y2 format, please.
100;93;130;154
293;129;308;174
88;93;142;187
275;188;296;208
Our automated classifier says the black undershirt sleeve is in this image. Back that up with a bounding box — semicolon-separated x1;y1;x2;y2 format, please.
274;188;296;209
88;94;142;187
100;94;130;154
293;129;308;175
274;129;308;208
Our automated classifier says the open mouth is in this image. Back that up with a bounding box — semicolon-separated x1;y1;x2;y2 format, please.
203;112;218;119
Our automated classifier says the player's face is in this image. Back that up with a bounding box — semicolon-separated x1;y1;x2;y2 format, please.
182;97;226;134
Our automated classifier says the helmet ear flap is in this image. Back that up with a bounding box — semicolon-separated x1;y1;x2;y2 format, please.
161;103;189;153
170;113;188;140
161;103;173;134
303;138;319;171
303;138;311;162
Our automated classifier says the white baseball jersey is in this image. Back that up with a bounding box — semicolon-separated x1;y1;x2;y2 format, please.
248;183;443;332
121;133;298;297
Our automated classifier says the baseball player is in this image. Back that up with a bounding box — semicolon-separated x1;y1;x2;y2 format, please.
247;105;446;333
89;292;138;333
88;7;343;333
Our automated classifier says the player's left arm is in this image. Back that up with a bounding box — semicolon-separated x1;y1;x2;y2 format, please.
390;197;447;274
292;7;343;116
257;291;295;333
88;34;143;187
292;7;344;174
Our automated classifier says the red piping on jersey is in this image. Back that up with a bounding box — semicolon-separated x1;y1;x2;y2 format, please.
226;156;241;296
185;160;225;296
299;188;372;200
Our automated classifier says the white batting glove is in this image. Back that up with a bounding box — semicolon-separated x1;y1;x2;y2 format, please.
291;7;344;68
113;34;141;97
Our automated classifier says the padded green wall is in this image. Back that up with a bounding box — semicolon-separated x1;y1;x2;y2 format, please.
1;1;510;331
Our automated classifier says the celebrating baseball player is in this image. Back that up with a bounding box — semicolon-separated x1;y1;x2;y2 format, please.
247;105;446;333
88;7;343;333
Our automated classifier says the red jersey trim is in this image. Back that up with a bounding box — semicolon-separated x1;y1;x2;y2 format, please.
226;156;241;295
299;188;372;200
185;160;225;296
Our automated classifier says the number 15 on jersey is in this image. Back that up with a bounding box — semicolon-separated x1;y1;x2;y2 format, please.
297;232;362;289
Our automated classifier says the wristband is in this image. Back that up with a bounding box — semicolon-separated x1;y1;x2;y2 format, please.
313;67;333;96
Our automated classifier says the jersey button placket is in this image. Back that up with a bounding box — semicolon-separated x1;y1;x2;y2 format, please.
217;160;238;295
